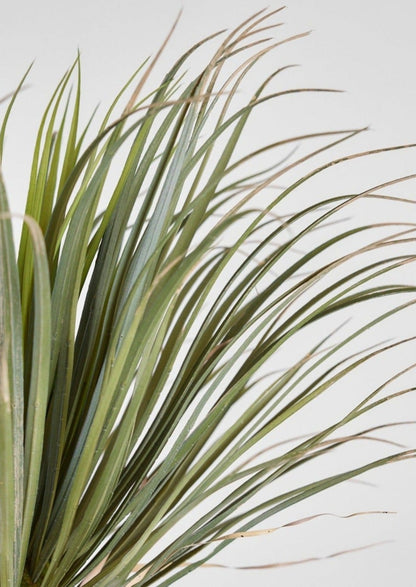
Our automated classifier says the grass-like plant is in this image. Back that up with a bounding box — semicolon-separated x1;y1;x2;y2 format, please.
0;8;415;587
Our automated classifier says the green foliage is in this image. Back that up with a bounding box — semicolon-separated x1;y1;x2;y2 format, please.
0;9;415;587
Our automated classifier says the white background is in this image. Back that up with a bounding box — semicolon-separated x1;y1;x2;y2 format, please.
1;1;415;586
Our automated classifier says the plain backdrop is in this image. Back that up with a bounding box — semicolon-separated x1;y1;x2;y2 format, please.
1;1;415;586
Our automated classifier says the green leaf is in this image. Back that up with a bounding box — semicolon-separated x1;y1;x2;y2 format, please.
0;172;24;586
1;10;415;587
